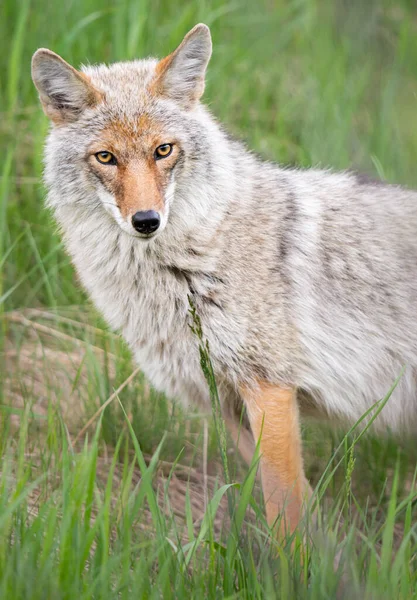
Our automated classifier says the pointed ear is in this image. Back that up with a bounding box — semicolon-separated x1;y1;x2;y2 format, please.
152;24;212;109
31;49;103;124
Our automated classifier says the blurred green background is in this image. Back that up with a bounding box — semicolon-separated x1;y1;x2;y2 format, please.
1;1;417;597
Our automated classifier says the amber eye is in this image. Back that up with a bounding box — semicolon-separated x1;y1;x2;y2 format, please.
155;143;173;160
95;151;117;165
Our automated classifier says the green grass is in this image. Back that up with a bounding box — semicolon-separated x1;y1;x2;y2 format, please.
1;0;417;597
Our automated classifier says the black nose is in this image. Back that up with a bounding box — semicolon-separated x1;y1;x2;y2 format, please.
131;210;161;234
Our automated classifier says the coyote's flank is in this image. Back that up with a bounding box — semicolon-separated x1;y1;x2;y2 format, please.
32;23;417;536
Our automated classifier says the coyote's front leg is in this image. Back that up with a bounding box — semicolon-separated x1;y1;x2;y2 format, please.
240;383;311;535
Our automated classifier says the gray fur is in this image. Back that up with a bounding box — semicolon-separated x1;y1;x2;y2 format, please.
32;25;417;435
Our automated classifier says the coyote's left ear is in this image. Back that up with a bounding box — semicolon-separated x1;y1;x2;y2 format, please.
152;24;212;109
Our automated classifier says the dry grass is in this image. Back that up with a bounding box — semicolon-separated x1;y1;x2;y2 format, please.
5;309;112;430
3;308;256;543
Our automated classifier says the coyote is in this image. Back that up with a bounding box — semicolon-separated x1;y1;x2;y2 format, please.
32;24;417;536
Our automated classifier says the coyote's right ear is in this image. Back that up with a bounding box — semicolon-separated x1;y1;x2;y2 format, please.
31;49;103;124
152;24;212;109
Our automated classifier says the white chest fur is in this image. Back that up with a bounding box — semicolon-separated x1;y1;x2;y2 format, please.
61;207;227;408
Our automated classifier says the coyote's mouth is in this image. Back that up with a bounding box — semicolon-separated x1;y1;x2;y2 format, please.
134;231;158;241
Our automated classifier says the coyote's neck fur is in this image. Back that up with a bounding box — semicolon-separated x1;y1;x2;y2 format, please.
32;25;417;434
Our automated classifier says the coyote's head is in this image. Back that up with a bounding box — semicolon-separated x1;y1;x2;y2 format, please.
32;25;218;241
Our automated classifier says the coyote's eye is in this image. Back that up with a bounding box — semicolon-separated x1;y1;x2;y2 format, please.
155;144;173;160
95;151;117;165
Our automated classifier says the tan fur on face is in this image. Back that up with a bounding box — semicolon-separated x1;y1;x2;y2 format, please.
114;160;166;219
88;117;178;219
